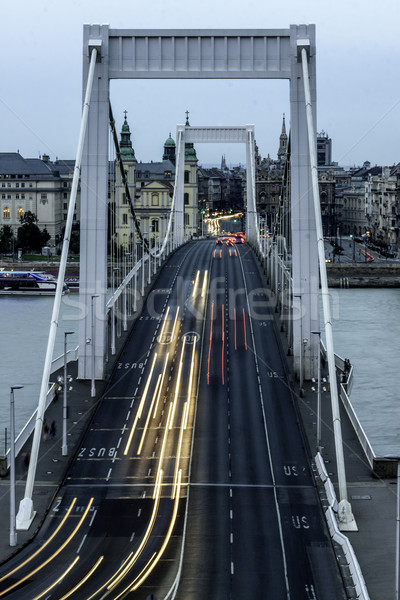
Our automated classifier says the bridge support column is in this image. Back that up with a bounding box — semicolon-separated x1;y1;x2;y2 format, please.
289;24;319;383
78;24;110;381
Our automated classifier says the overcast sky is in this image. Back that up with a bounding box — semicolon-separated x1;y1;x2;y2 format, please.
1;0;399;168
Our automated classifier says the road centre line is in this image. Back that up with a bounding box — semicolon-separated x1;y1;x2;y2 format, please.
76;534;87;554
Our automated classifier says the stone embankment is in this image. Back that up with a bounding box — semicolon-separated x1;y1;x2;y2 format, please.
326;262;400;287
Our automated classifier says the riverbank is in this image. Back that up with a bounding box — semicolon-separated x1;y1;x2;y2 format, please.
326;262;400;287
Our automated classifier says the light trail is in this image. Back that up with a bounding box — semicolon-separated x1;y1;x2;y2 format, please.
86;553;134;600
153;403;173;499
183;337;197;429
137;373;162;455
0;498;94;597
105;472;163;592
169;337;186;430
201;270;208;298
207;302;214;385
192;270;200;298
129;470;183;592
158;305;170;341
172;408;186;499
234;307;237;350
222;304;225;385
171;306;180;341
153;352;169;418
0;497;77;582
124;352;158;456
32;556;80;600
243;307;248;350
57;556;104;600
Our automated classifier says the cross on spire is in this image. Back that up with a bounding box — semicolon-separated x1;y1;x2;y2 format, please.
124;110;128;120
185;110;190;125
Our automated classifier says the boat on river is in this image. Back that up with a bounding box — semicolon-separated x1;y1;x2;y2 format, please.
0;270;69;295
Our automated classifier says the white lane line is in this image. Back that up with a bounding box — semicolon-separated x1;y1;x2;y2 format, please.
126;411;131;421
231;562;234;575
117;438;122;449
230;509;233;520
134;388;138;397
230;533;233;544
89;509;98;527
130;531;135;542
148;468;152;476
107;468;112;479
138;377;142;385
130;399;135;408
77;534;87;554
137;508;142;517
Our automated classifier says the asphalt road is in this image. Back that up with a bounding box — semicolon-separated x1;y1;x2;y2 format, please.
0;240;347;600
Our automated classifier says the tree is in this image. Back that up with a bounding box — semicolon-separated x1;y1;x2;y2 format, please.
17;211;50;253
0;224;14;253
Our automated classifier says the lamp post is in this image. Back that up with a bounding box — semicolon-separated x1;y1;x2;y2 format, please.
10;385;23;546
311;330;322;451
62;331;74;456
91;295;99;397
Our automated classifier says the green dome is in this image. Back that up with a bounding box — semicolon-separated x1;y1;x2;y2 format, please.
164;133;175;148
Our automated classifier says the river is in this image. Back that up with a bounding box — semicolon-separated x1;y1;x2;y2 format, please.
0;288;399;457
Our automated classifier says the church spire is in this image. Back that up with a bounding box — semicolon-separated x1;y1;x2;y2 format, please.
277;113;287;162
120;111;136;161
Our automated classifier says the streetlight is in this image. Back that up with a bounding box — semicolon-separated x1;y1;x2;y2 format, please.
385;455;400;600
91;295;99;397
311;330;322;451
10;385;23;546
62;331;74;456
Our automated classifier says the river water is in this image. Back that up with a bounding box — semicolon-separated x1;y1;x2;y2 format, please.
1;288;399;457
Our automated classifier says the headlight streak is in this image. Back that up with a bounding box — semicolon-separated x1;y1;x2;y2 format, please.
129;470;182;592
183;337;197;430
85;553;134;600
172;408;187;500
192;270;200;298
103;471;163;594
171;306;180;341
158;305;170;341
234;307;237;350
153;403;173;499
137;373;162;456
123;352;158;456
56;555;104;600
168;337;186;431
207;302;214;385
153;352;169;418
243;306;248;350
0;497;77;583
0;498;94;598
222;303;225;385
32;556;80;600
201;270;208;298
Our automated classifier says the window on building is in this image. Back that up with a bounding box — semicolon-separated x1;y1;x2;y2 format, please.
21;183;25;188
122;193;128;205
63;182;68;188
151;219;159;233
123;213;128;225
1;194;5;199
17;207;24;219
164;171;172;178
16;194;19;200
185;213;189;225
3;207;10;219
21;194;25;199
64;203;68;210
145;171;150;178
184;193;189;205
184;171;189;184
41;193;47;200
151;193;159;206
63;192;68;199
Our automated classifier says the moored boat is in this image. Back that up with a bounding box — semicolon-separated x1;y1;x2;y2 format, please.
0;270;69;295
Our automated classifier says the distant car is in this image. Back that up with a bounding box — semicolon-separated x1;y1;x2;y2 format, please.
216;238;223;245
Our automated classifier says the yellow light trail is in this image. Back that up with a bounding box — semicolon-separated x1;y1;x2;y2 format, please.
171;306;180;341
32;556;80;600
172;408;186;499
129;470;182;592
0;498;94;597
106;472;163;592
0;497;77;583
57;556;104;600
153;352;169;418
201;270;208;298
192;269;200;298
169;337;186;430
137;374;161;455
153;403;173;499
85;553;134;600
124;352;158;456
183;337;197;429
158;305;170;340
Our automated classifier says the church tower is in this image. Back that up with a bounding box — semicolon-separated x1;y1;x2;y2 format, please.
116;112;136;251
163;133;176;165
277;114;288;163
183;111;198;238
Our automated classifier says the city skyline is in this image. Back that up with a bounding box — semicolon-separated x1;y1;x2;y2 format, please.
1;0;399;167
